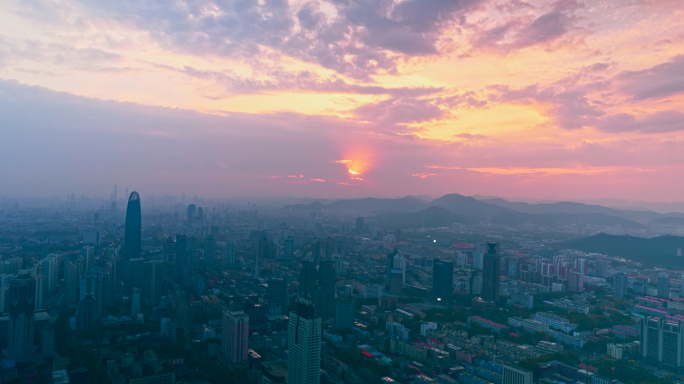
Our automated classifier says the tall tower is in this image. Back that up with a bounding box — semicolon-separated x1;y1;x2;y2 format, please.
482;242;500;303
355;216;364;236
187;204;196;226
222;310;249;364
658;272;670;298
286;299;321;384
614;272;628;299
267;278;288;315
164;236;175;262
7;270;36;362
124;191;142;261
143;260;165;307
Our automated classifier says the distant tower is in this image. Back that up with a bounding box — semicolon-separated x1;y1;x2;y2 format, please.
316;261;336;318
225;241;236;266
284;238;294;261
658;272;670;298
7;270;36;362
187;204;197;226
124;191;142;261
267;278;288;315
614;272;628;299
482;242;500;303
286;298;321;384
355;216;364;236
164;236;175;262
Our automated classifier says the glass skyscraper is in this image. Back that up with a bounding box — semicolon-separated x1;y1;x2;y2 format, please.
124;191;141;261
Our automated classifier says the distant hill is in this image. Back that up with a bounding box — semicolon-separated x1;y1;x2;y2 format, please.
326;196;428;213
430;194;514;217
367;206;479;230
482;198;661;222
558;233;684;268
491;212;647;229
649;216;684;226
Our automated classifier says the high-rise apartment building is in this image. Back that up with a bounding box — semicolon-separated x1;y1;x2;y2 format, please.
222;310;249;364
7;271;36;362
433;259;454;301
614;272;628;299
164;236;175;262
658;272;670;298
124;191;142;261
595;260;609;278
284;238;294;261
390;270;403;296
78;293;97;331
187;204;196;226
286;299;321;384
641;316;684;373
482;242;500;303
143;260;165;307
568;269;584;293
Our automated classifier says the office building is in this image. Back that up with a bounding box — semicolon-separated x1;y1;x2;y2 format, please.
433;259;454;301
7;271;36;362
124;191;142;261
286;299;321;384
222;310;249;364
658;272;670;298
333;296;355;331
160;318;177;340
482;242;500;303
502;364;532;384
175;234;189;279
268;278;288;315
83;229;100;245
81;246;95;271
299;261;317;299
467;270;482;295
311;238;321;264
132;288;141;318
65;261;81;305
614;272;628;299
204;236;215;266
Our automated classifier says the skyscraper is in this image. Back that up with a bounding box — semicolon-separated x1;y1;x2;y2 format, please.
175;234;188;279
222;310;249;364
614;272;628;299
81;268;106;320
482;242;500;303
324;237;334;261
433;259;454;301
267;278;288;315
204;235;216;266
641;316;684;373
355;216;364;236
287;299;321;384
187;204;196;226
299;261;317;299
124;191;142;261
658;272;670;298
316;260;336;319
7;270;36;362
143;260;165;307
386;252;395;281
65;261;82;305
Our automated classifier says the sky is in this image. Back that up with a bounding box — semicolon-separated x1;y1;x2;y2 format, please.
1;0;684;201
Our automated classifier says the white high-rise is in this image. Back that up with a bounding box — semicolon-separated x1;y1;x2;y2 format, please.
287;299;321;384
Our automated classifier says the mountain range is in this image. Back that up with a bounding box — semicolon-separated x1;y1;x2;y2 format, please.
282;193;684;230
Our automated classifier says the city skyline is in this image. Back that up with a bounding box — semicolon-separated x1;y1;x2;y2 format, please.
1;1;684;200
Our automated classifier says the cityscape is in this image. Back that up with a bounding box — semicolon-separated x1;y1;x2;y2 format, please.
1;191;684;384
2;0;684;384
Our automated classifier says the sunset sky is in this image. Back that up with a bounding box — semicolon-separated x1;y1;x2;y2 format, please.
1;0;683;200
